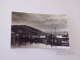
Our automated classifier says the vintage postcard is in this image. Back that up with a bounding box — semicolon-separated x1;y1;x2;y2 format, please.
11;12;69;48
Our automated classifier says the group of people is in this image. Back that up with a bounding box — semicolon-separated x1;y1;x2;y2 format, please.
11;32;62;47
46;34;62;47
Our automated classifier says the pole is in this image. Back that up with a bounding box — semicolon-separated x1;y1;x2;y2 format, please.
55;27;56;36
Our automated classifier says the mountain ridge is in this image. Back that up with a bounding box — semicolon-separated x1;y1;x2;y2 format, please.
11;25;50;36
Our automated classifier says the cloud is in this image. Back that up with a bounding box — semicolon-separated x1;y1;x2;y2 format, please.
12;12;68;33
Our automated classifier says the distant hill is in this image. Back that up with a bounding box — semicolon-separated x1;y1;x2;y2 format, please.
11;25;50;36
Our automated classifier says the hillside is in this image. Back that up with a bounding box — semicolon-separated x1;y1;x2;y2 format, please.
11;25;50;35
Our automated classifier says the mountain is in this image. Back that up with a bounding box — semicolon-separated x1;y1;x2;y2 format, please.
11;25;50;36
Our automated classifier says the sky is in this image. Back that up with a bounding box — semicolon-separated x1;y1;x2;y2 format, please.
12;12;68;34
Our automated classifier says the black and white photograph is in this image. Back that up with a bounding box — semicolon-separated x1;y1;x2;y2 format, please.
11;12;69;48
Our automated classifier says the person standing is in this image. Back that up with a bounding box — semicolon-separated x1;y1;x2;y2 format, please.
11;32;16;45
15;34;19;44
